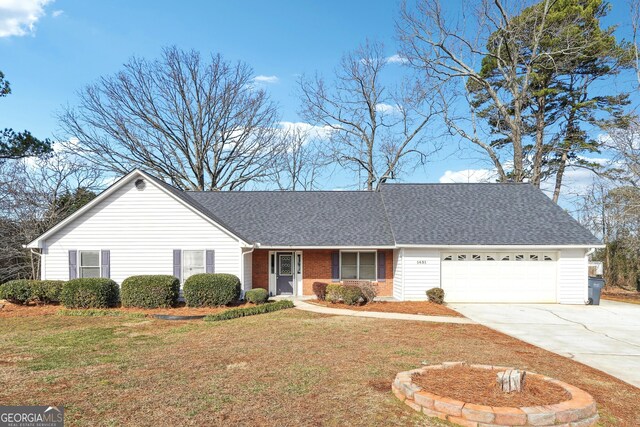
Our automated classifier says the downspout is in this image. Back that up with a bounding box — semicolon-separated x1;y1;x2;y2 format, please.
22;245;42;280
241;243;260;296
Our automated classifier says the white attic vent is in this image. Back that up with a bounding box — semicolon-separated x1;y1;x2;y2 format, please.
134;178;146;191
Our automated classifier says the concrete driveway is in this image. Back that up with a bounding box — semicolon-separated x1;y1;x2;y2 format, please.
450;300;640;388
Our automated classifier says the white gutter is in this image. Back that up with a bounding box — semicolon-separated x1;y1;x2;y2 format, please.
396;244;606;249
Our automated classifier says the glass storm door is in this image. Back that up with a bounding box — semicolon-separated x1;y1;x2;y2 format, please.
276;252;294;295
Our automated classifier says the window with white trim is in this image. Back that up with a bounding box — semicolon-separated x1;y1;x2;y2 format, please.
183;250;205;282
340;251;376;281
79;251;100;278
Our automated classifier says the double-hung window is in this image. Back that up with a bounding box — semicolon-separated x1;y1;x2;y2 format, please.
79;251;100;278
183;250;205;281
340;251;376;281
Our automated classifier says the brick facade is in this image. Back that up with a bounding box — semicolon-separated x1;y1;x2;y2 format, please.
250;248;394;297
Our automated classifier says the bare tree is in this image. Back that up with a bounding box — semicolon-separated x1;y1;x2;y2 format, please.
631;0;640;87
58;47;281;191
0;150;103;282
298;40;439;190
604;117;640;186
271;125;329;190
399;0;630;201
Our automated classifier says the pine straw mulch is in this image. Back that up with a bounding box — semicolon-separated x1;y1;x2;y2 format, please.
602;289;640;305
310;299;463;317
0;301;60;318
0;300;258;318
412;365;570;407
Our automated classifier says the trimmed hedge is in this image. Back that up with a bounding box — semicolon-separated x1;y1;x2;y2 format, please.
183;273;241;307
204;300;294;322
312;282;328;300
341;285;363;305
326;284;342;303
0;280;64;305
121;275;179;308
60;278;120;309
0;280;31;304
59;309;145;318
426;287;445;304
245;288;269;304
325;284;363;305
32;280;65;304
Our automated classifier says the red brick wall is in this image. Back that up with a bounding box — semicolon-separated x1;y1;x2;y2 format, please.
251;249;269;291
250;248;394;296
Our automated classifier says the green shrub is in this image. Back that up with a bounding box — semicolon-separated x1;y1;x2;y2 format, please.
245;288;269;304
324;284;363;305
312;282;328;300
0;280;31;304
204;300;294;322
58;309;145;318
426;287;445;304
341;285;363;305
183;273;241;307
357;282;377;304
31;280;65;304
121;275;179;308
61;278;120;309
326;284;343;303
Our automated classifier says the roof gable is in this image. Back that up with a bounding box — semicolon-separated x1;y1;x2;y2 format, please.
27;170;249;248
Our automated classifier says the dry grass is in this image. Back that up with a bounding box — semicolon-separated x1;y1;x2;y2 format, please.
309;300;462;317
0;309;638;426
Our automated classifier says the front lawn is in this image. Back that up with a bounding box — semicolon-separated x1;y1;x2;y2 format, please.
0;310;638;426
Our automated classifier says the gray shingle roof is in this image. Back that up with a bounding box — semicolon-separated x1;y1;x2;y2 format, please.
379;183;601;246
187;191;395;246
177;182;600;247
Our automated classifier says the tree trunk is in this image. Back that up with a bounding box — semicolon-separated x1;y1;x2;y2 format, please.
497;369;526;393
531;96;546;186
552;149;568;203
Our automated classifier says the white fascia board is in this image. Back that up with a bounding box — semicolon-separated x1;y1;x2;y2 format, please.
396;244;605;249
256;245;396;250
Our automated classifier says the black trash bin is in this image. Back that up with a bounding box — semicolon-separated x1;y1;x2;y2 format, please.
588;277;605;305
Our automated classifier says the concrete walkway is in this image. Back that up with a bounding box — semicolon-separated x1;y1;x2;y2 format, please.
450;300;640;388
293;300;475;324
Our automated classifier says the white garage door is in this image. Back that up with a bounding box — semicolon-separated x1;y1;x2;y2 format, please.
441;252;558;303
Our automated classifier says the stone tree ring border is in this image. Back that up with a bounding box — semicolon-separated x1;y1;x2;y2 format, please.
392;362;598;427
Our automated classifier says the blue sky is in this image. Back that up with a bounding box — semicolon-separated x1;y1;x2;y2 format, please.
0;0;637;201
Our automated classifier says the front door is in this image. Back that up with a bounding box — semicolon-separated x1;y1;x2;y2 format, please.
276;252;294;295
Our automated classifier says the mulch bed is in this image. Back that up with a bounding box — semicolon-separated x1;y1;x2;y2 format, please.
0;300;258;318
602;289;640;304
310;300;462;317
412;365;570;407
0;301;60;318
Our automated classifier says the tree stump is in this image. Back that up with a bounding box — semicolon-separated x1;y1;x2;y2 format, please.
497;369;526;393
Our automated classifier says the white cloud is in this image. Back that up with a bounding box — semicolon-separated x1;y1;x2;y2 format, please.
253;75;279;84
439;168;498;183
386;54;408;64
0;0;54;37
278;121;333;141
52;9;63;18
375;103;400;114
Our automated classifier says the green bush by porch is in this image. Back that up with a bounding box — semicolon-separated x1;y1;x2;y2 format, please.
121;275;180;308
183;273;241;307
